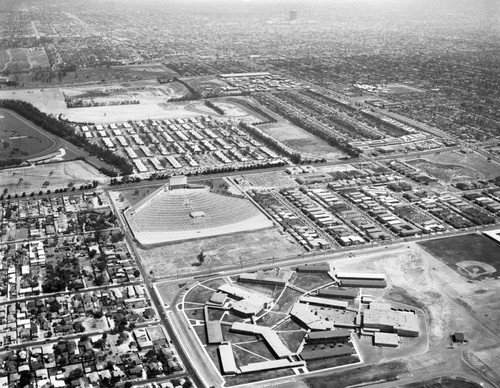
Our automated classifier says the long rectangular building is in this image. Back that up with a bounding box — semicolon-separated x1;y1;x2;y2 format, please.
206;320;224;344
374;332;399;347
336;272;386;281
219;343;238;374
340;279;387;288
220;72;271;78
300;296;349;309
308;329;352;344
296;263;331;273
317;288;358;300
238;270;292;286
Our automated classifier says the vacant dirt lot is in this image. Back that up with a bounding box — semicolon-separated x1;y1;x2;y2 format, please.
137;227;304;278
326;242;500;383
408;151;500;180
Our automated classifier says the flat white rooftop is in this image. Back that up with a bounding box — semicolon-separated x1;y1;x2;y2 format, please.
336;272;386;281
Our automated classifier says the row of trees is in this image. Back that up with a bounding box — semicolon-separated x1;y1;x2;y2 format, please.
227;97;277;124
204;99;224;115
109;159;287;187
170;78;202;101
0;99;133;176
0;158;23;168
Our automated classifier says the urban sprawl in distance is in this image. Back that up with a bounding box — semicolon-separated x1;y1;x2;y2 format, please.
0;1;500;388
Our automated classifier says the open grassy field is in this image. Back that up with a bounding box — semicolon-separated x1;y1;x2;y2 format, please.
260;122;347;160
0;160;106;195
289;272;334;291
407;159;482;183
407;151;500;181
401;377;481;388
233;282;283;299
185;101;249;118
13;62;178;89
206;308;225;321
304;360;408;388
256;311;287;327
232;344;269;365
271;286;303;314
200;278;226;290
275;318;303;332
419;233;500;279
236;340;275;360
278;331;305;353
184;285;215;305
118;184;164;207
0;108;58;160
225;367;294;387
136;227;303;278
306;355;360;373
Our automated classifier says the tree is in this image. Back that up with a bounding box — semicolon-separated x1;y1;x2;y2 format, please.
197;250;205;265
94;274;106;286
110;231;124;244
49;299;61;313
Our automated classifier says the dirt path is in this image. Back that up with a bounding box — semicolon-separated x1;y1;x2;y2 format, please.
1;49;12;72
